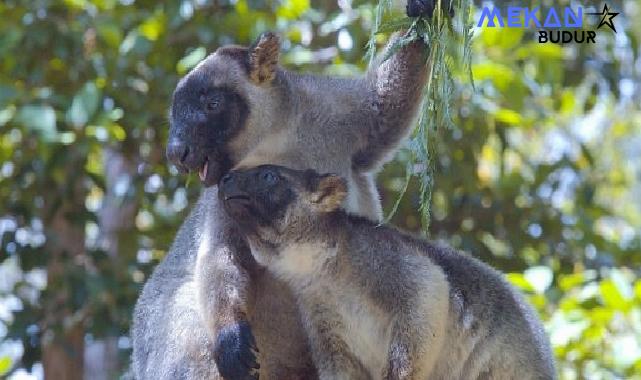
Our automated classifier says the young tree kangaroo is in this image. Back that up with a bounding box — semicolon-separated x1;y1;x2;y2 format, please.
131;2;451;379
220;165;556;380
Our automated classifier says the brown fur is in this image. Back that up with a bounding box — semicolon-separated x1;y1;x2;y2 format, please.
248;32;280;84
309;174;348;212
221;166;556;380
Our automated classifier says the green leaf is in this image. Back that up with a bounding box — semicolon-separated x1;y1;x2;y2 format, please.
600;278;631;311
559;272;587;292
277;0;310;19
139;10;166;41
66;82;101;128
177;47;207;75
62;0;89;10
525;42;564;60
16;104;57;140
507;273;535;293
494;108;523;126
481;232;510;257
0;105;15;126
472;62;515;91
635;280;641;300
96;21;123;48
479;26;524;49
0;356;11;376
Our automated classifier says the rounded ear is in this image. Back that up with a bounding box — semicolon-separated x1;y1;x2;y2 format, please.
248;32;280;85
310;174;348;213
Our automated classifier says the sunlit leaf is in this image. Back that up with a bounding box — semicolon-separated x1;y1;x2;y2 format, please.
559;272;586;292
559;90;575;115
0;356;10;376
507;273;535;293
494;108;523;126
472;62;515;90
107;123;126;141
16;104;57;140
96;22;122;47
277;0;310;19
528;43;563;60
139;10;166;41
479;26;523;50
0;105;15;126
177;47;206;75
600;278;631;311
62;0;88;10
590;307;614;325
66;82;101;128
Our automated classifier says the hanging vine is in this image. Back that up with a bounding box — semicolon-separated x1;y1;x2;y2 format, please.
367;0;474;231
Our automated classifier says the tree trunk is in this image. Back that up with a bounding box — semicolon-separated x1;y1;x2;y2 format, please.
42;182;87;380
84;148;137;379
42;325;85;380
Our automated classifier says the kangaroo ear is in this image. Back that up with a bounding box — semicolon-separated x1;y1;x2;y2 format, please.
248;32;280;85
310;174;348;213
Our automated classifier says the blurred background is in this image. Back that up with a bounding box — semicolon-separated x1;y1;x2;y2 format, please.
0;0;640;379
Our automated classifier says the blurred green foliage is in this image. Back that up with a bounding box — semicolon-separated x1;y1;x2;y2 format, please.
0;0;640;379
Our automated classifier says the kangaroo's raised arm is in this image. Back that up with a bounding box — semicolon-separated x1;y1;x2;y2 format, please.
355;37;430;171
351;0;455;170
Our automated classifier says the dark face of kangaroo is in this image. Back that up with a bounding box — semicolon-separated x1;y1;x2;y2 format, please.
166;33;280;186
167;74;249;186
219;165;347;247
219;165;296;236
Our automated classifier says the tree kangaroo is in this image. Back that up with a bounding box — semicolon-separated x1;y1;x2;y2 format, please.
132;2;451;379
220;165;557;380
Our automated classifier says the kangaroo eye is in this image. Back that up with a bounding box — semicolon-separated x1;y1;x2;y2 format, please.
262;171;278;185
207;100;220;112
200;92;223;113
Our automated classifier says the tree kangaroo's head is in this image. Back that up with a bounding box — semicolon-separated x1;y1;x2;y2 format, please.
167;32;281;186
219;165;347;249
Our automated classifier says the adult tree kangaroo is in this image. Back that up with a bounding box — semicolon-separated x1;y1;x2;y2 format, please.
132;1;452;378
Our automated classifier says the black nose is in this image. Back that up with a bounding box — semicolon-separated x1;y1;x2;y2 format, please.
166;139;189;166
219;172;250;203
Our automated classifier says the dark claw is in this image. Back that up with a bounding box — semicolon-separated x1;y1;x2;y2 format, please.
406;0;453;18
407;0;434;18
214;321;260;380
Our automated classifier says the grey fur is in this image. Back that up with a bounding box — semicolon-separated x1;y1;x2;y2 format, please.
221;166;557;380
132;27;430;379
